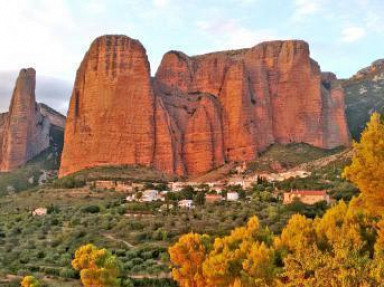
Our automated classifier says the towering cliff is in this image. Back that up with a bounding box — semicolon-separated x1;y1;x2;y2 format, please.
59;36;156;176
0;68;65;171
59;35;350;177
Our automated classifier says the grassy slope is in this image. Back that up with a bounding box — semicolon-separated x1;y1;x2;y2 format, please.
191;143;345;182
58;164;178;184
0;187;294;286
0;148;59;197
246;143;345;173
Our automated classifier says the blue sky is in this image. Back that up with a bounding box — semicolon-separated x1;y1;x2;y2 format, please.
0;0;383;112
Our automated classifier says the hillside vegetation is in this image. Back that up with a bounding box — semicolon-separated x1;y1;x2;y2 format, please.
168;113;384;287
344;71;384;139
246;143;345;173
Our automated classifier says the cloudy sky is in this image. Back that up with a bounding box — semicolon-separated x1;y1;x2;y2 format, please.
0;0;383;114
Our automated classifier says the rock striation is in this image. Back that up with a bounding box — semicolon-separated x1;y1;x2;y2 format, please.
0;68;66;171
59;35;350;177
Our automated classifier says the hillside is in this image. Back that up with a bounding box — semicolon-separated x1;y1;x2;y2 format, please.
55;165;178;187
191;143;345;182
0;107;65;197
344;59;384;139
0;142;358;286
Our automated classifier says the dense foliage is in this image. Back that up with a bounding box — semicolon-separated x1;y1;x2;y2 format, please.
20;276;41;287
169;113;384;287
169;199;384;286
72;244;121;287
344;112;384;214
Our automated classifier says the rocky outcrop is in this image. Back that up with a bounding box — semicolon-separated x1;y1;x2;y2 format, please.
59;35;351;177
38;103;66;130
0;68;65;171
353;59;384;80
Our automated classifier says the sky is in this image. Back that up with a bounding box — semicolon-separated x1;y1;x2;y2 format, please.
0;0;383;114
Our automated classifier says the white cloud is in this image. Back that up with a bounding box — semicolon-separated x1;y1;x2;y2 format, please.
231;0;257;5
83;1;106;14
0;0;77;79
196;19;277;50
153;0;170;8
341;26;366;43
291;0;326;22
358;0;384;34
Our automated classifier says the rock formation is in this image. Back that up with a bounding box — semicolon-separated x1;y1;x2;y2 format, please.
59;36;155;176
59;35;350;177
0;68;66;171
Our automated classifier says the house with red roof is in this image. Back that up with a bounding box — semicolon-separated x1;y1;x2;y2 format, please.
283;190;329;205
205;194;224;203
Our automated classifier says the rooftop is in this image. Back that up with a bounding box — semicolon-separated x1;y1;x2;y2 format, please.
289;190;327;196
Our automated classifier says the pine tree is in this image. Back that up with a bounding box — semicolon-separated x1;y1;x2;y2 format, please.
344;112;384;214
72;244;121;287
168;233;210;287
20;276;41;287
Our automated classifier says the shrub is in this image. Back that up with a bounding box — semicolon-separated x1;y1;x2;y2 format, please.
82;205;101;213
59;267;77;279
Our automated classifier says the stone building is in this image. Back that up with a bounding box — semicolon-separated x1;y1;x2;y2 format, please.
283;190;329;205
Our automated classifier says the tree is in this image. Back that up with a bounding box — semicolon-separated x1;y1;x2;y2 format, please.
238;189;246;200
169;202;383;286
197;183;210;193
135;191;143;200
203;217;274;287
72;244;121;287
242;242;276;286
169;233;211;287
155;182;169;191
344;112;384;214
195;191;205;206
277;214;316;252
21;276;41;287
281;200;378;286
181;185;195;200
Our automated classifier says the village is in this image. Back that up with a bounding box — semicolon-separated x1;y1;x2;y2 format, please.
29;164;332;217
82;168;328;209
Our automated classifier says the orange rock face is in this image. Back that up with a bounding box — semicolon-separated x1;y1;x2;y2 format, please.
59;35;351;177
0;68;64;171
59;36;156;176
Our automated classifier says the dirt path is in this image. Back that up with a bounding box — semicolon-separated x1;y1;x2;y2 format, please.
101;233;134;248
129;273;171;279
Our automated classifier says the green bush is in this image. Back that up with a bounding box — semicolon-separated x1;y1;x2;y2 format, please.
82;205;101;213
59;267;77;278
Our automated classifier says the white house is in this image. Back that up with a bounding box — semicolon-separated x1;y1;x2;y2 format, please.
32;208;47;216
227;192;239;201
169;182;186;192
141;190;159;202
178;199;194;209
158;190;169;201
